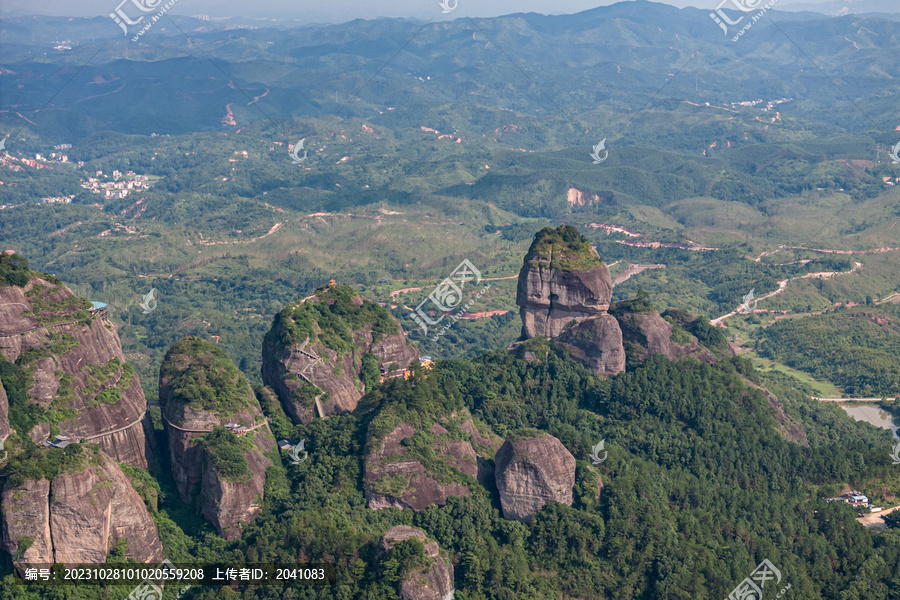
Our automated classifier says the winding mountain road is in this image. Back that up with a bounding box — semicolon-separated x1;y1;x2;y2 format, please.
711;262;863;326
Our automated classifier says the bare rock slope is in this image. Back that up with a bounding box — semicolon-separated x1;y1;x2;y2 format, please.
554;314;627;377
516;225;614;339
494;431;576;522
0;275;151;467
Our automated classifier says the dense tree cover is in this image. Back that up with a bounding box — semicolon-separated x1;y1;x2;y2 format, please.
0;252;29;287
268;285;399;356
160;337;254;415
4;441;101;488
4;345;900;599
756;307;900;396
525;225;604;270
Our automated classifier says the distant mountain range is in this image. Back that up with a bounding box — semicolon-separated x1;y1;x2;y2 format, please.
782;0;900;16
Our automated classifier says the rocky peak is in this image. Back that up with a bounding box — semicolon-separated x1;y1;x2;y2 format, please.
378;525;455;600
262;285;418;424
516;225;614;339
494;430;576;522
1;443;163;570
0;264;151;468
159;336;275;540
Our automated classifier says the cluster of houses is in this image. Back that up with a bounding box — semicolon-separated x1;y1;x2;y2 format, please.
826;490;884;512
81;170;152;199
728;97;792;111
40;195;75;204
34;152;70;163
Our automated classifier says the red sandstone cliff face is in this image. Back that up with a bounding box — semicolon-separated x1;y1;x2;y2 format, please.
515;227;725;379
0;279;150;468
555;314;627;377
0;451;163;569
494;432;576;522
263;287;419;424
517;258;614;339
200;436;271;541
0;379;9;443
514;227;625;376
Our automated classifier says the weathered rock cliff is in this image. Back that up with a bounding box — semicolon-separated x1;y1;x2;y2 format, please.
378;525;455;600
0;445;163;569
365;408;500;511
554;314;627;377
614;308;716;365
516;225;614;339
0;275;151;467
494;431;575;522
263;285;418;424
159;336;275;540
515;228;726;378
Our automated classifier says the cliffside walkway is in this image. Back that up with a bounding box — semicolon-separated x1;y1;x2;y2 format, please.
79;411;148;441
0;317;85;338
160;411;269;434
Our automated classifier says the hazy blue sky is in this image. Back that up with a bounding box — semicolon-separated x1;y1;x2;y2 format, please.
1;0;841;23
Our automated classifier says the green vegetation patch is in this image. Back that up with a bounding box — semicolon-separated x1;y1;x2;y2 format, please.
506;428;546;443
270;285;399;356
6;440;102;488
16;332;78;367
197;426;253;484
160;336;253;416
25;282;91;325
372;472;414;497
0;252;30;287
366;377;488;490
756;306;900;396
663;308;729;354
0;358;77;435
525;225;604;271
382;538;430;581
76;357;134;408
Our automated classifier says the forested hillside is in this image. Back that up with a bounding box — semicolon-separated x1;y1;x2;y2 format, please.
2;1;900;598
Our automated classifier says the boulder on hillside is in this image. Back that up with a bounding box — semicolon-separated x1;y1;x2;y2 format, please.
554;314;626;377
495;431;576;522
516;225;614;339
263;285;419;424
378;525;455;600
